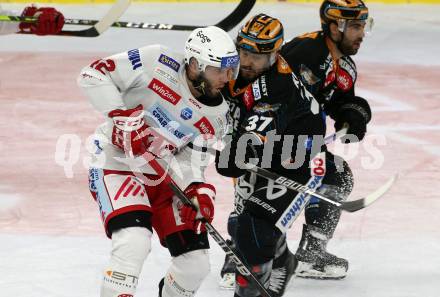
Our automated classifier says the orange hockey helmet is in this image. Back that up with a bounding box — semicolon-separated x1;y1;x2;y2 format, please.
236;13;284;54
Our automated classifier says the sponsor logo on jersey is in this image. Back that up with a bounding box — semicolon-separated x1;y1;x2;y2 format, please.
336;68;353;91
151;104;191;140
158;54;180;72
253;103;281;114
194;117;215;137
154;67;178;86
339;58;357;80
251;80;262;101
248;196;277;214
189;97;202;109
148;78;181;105
105;270;138;287
89;168;99;192
260;75;268;96
243;86;255;111
276;175;323;232
127;49;143;70
180;107;193;120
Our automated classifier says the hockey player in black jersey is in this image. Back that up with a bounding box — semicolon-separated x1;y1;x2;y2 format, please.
216;14;327;297
279;0;374;280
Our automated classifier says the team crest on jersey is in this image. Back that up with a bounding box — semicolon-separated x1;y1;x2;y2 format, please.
148;78;181;105
194;117;215;138
180;107;193;120
158;54;180;72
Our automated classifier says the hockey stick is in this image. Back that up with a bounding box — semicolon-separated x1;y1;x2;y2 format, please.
142;156;272;297
305;126;348;150
243;126;396;212
0;0;255;33
0;0;131;37
247;165;397;212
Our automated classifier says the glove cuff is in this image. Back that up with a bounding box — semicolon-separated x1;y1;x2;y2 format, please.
339;103;371;123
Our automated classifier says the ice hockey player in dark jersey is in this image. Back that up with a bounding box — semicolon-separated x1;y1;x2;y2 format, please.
280;0;374;280
215;14;327;297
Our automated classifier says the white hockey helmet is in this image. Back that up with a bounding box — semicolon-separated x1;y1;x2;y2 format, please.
185;26;240;79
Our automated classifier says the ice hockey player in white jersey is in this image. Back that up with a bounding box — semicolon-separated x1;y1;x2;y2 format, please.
77;26;239;297
0;4;64;35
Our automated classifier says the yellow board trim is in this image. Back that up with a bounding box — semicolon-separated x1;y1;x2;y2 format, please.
2;0;440;4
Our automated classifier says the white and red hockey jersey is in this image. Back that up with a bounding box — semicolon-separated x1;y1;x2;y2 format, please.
78;44;229;189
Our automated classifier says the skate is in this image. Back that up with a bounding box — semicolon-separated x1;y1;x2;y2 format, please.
295;224;348;280
219;239;236;290
267;248;297;297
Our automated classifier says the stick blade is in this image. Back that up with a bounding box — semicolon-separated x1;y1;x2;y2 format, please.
342;174;398;212
60;0;131;37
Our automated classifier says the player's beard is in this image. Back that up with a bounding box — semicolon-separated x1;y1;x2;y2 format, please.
239;65;269;85
339;35;363;56
193;72;223;101
239;67;259;84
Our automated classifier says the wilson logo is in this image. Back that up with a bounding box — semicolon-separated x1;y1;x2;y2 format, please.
148;78;181;105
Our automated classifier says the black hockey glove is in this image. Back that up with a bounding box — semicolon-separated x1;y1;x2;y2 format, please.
335;110;366;143
334;96;371;143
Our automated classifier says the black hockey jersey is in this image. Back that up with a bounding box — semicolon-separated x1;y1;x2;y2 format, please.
216;57;327;228
281;31;371;124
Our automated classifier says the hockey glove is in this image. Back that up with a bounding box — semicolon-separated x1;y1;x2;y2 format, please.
19;6;65;35
180;183;216;233
108;104;153;157
334;103;370;143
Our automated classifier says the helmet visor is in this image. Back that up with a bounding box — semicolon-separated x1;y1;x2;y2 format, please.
220;54;240;80
338;17;374;35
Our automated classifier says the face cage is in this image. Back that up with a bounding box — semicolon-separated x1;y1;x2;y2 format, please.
338;17;374;36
